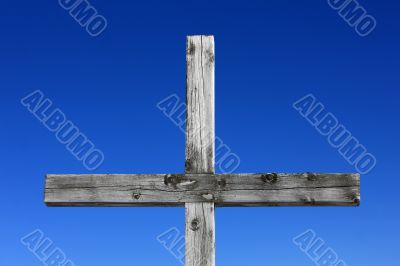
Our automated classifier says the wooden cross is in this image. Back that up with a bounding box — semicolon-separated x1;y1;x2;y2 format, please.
45;35;360;266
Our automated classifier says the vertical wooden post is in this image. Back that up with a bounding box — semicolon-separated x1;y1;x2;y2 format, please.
185;35;215;266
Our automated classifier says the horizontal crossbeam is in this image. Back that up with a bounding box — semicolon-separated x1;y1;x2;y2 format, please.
45;173;360;207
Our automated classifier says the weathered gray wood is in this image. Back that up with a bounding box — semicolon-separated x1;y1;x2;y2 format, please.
185;35;215;173
185;35;215;266
45;173;360;207
185;203;215;266
44;35;362;266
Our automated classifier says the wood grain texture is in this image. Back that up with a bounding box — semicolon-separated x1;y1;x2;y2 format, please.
43;34;362;266
185;35;215;173
45;173;360;207
186;203;215;266
185;35;215;266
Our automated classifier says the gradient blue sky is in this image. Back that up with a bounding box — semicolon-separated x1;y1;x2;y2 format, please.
1;0;399;265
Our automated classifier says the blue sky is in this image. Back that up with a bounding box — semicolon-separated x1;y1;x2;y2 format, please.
1;0;399;265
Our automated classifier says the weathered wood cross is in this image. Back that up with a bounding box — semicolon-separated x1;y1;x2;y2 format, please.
45;35;360;266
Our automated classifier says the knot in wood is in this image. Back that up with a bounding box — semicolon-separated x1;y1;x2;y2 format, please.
188;42;196;55
164;174;183;187
217;178;226;188
307;173;317;181
261;173;278;184
185;160;192;172
190;218;200;231
352;195;360;205
132;192;141;200
206;50;215;63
